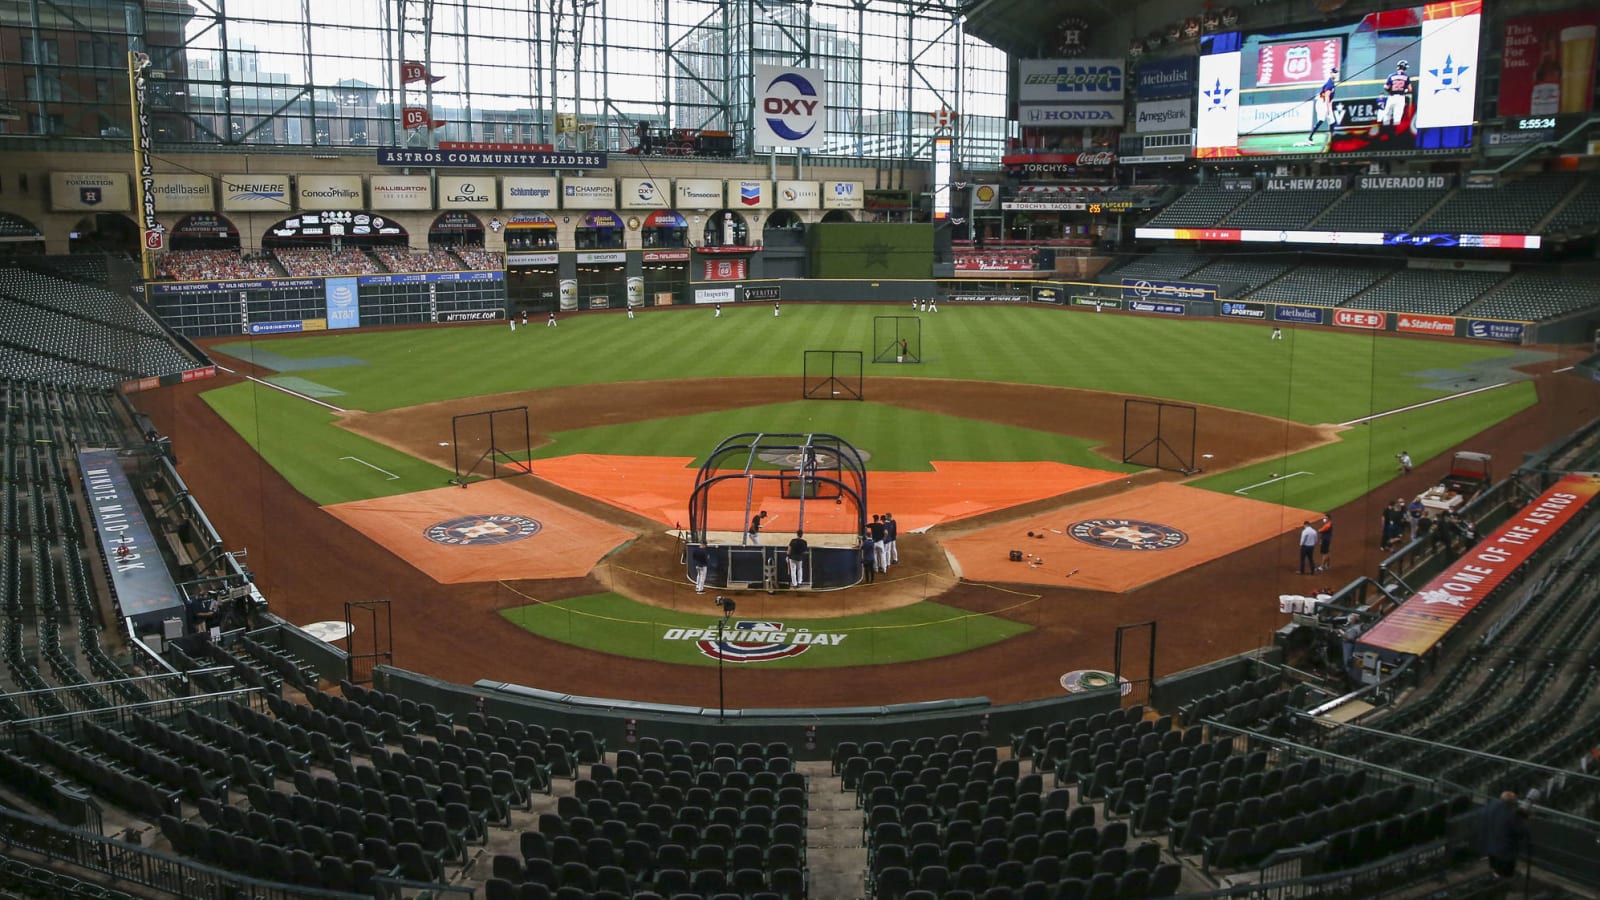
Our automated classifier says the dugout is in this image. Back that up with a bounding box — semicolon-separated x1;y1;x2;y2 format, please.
686;432;868;591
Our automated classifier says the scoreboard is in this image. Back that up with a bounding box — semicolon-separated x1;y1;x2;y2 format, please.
149;271;505;337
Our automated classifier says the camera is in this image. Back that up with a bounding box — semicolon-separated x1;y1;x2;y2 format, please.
714;595;736;612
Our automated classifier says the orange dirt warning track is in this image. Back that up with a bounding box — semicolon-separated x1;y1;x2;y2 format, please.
323;480;637;584
942;483;1320;592
523;455;1127;534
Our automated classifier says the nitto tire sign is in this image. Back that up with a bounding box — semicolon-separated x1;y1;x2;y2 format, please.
1220;301;1266;319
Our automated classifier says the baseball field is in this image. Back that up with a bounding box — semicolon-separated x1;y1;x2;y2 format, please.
141;300;1595;704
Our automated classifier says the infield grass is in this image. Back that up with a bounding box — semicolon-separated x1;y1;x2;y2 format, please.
499;592;1033;668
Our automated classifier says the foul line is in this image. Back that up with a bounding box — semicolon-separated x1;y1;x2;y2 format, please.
215;365;347;413
340;457;400;480
1235;471;1314;494
1553;366;1574;374
1337;381;1510;427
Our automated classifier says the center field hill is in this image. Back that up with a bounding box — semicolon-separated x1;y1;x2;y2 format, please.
196;304;1540;514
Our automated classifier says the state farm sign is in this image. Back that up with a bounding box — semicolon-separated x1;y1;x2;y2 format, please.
1396;313;1456;335
1334;309;1385;329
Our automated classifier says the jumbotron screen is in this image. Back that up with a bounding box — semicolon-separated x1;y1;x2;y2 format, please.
1196;0;1481;157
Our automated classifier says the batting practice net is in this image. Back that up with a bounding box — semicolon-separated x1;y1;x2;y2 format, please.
872;316;922;364
686;432;868;591
1121;399;1199;475
449;405;533;485
803;350;864;400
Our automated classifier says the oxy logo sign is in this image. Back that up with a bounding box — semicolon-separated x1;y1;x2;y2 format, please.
754;64;827;149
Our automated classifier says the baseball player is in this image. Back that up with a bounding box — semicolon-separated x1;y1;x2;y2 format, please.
1377;61;1411;133
1304;67;1338;144
627;304;635;319
884;513;899;565
773;302;780;318
546;310;557;327
714;303;722;318
786;531;808;587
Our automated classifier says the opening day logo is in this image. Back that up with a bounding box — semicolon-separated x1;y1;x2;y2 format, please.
423;515;542;546
663;621;847;663
1068;519;1188;551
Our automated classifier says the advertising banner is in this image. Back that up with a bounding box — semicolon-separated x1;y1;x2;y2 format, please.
297;175;363;210
621;178;670;209
1133;226;1541;251
152;174;214;211
50;172;131;212
753;64;827;150
1128;299;1185;315
1135;98;1192;132
1018;58;1127;104
508;253;559;266
734;180;772;209
376;148;606;169
1019;104;1124;126
562;178;616;209
1357;175;1451;190
369;175;433;210
77;450;184;629
675;178;724;209
696;287;736;304
221;174;291;212
1360;474;1600;657
1333;309;1384;329
1396;313;1455;335
1255;38;1340;87
1499;10;1599;117
1120;277;1217;301
502;177;559;209
1136;57;1197;100
1031;285;1065;304
745;285;781;302
437;176;494;208
576;251;625;264
1073;296;1121;309
971;185;999;210
822;181;864;210
325;278;360;330
1466;320;1525;342
777;181;820;209
704;259;747;281
1265;176;1346;191
642;249;691;262
1274;304;1324;325
1220;300;1267;319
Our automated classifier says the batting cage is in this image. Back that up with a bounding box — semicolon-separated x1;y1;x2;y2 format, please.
802;350;864;400
1121;399;1199;475
872;315;922;364
686;432;868;591
449;405;533;486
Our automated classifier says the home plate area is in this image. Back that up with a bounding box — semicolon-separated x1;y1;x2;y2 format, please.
943;483;1320;592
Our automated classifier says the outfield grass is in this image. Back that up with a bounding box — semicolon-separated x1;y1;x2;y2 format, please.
213;304;1530;423
203;304;1542;511
499;592;1033;668
530;400;1138;473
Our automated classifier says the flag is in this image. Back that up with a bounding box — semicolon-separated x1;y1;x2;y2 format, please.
401;61;446;85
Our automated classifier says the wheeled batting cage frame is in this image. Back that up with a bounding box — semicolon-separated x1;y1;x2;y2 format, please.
449;405;533;486
685;432;869;591
872;316;922;364
1121;399;1199;475
803;350;864;400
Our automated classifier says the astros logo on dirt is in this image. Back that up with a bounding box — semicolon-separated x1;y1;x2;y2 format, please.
1068;518;1188;551
423;514;542;546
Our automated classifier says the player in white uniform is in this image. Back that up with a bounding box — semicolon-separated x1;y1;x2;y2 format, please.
1377;61;1410;133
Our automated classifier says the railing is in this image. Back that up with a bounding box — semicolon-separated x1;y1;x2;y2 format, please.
1187;839;1453;899
0;666;223;719
0;686;265;747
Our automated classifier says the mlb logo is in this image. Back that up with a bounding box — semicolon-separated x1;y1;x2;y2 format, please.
1283;46;1312;80
79;187;102;206
740;183;761;206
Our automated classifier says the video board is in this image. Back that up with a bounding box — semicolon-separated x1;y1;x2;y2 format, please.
1196;1;1481;157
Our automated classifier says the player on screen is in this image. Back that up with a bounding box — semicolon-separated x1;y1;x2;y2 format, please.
1303;67;1338;145
1377;60;1411;135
